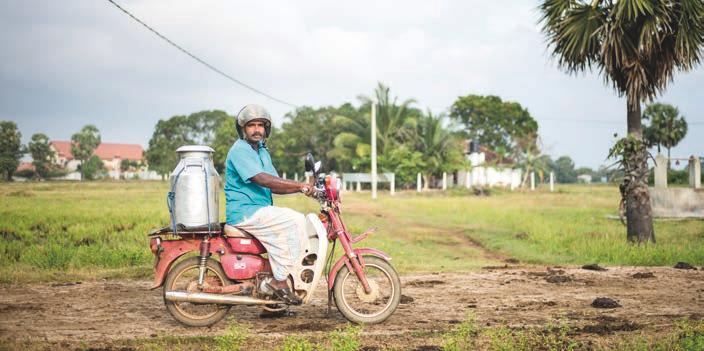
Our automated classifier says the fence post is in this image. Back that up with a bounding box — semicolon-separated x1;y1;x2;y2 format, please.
690;155;701;189
442;172;447;190
655;154;668;188
390;174;395;196
294;173;299;182
417;173;422;192
283;172;287;180
465;171;471;189
530;171;535;191
549;172;554;192
356;181;361;192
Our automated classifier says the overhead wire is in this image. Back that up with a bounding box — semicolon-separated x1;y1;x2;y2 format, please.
105;0;298;108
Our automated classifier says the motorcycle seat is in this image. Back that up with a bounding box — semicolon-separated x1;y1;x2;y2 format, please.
223;224;255;239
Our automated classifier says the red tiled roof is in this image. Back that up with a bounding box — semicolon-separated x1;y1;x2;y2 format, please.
16;162;35;172
50;141;143;161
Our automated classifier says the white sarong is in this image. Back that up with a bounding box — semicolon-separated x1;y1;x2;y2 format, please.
233;206;306;280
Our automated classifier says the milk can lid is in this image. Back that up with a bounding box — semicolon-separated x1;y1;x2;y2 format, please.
176;145;214;153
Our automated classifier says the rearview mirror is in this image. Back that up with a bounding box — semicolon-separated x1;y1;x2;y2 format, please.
304;153;315;172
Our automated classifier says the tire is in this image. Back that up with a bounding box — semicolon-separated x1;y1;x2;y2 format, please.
333;256;401;324
163;256;232;327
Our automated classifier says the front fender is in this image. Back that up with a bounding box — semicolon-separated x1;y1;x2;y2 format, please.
327;248;392;290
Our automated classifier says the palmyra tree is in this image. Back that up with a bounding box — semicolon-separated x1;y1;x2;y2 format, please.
539;0;704;243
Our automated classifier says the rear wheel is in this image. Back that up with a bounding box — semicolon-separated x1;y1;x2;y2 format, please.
333;256;401;324
163;256;231;327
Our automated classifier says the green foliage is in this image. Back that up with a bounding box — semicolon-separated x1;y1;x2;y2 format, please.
212;116;237;174
328;324;362;351
442;313;477;351
358;82;420;156
380;145;425;188
268;103;370;176
80;155;106;180
610;319;704;351
213;319;248;351
0;121;24;181
146;110;230;178
539;0;704;106
71;125;101;181
119;159;140;172
28;133;55;179
553;155;577;183
642;103;688;160
449;95;538;154
484;322;579;351
278;335;315;351
414;111;466;188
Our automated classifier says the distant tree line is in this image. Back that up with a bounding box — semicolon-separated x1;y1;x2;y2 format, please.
0;94;689;186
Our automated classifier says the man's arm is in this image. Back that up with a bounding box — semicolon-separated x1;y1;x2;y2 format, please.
250;172;314;195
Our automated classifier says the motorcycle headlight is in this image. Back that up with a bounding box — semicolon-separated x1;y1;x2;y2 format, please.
325;174;341;202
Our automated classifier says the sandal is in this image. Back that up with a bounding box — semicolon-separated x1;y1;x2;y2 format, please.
266;282;302;305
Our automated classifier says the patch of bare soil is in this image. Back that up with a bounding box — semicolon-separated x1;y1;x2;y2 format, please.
0;266;702;350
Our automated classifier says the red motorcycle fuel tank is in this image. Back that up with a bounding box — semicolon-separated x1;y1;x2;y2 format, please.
220;254;270;280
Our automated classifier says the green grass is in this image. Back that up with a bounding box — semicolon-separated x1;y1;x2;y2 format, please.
0;181;702;283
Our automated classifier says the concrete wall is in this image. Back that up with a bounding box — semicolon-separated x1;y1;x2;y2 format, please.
649;187;704;218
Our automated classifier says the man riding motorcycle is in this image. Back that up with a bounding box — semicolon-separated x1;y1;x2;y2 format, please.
223;104;315;305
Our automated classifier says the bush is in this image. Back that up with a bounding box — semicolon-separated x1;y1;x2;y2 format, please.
14;169;36;179
279;335;315;351
214;319;248;351
328;324;362;351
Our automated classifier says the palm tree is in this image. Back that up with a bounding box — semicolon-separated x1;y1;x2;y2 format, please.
358;82;417;156
643;102;688;167
539;0;704;243
415;110;464;190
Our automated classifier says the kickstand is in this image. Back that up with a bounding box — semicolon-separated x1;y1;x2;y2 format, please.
326;289;333;317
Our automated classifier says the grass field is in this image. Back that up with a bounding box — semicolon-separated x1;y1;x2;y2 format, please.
0;181;702;283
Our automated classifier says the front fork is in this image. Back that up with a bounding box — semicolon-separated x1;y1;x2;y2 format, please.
197;238;211;285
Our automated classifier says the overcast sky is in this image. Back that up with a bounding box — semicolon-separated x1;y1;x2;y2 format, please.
1;0;702;169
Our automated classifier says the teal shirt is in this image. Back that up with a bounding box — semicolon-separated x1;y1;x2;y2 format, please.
225;139;278;225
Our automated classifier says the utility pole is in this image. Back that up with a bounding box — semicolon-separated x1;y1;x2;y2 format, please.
371;100;378;200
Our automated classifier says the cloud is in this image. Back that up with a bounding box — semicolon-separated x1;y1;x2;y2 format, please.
1;0;702;168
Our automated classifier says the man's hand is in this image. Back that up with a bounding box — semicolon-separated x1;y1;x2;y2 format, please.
300;184;316;197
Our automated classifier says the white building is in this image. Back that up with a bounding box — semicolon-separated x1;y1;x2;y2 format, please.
456;140;522;189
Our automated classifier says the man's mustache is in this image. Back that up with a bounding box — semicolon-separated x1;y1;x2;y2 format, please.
251;132;263;137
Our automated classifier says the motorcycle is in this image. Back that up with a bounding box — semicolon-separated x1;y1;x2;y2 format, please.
148;154;401;326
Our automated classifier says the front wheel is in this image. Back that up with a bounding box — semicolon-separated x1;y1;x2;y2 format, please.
333;256;401;324
163;256;232;327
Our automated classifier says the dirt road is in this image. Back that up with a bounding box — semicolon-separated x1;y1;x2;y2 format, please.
1;265;702;349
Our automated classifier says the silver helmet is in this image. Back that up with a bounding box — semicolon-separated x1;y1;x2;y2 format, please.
236;104;272;139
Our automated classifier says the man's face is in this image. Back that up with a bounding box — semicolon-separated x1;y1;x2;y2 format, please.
243;119;267;143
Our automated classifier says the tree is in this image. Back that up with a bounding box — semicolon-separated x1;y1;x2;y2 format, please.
146;110;230;178
553;156;578;183
539;0;704;243
71;125;101;181
0;121;23;181
414;111;465;189
358;82;419;156
212;117;237;174
642;103;688;166
80;155;105;180
449;95;538;154
28;133;55;179
268;104;369;176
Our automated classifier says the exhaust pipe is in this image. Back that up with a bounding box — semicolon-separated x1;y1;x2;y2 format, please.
164;290;282;305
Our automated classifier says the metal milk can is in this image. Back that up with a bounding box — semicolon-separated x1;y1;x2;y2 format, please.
168;145;220;231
